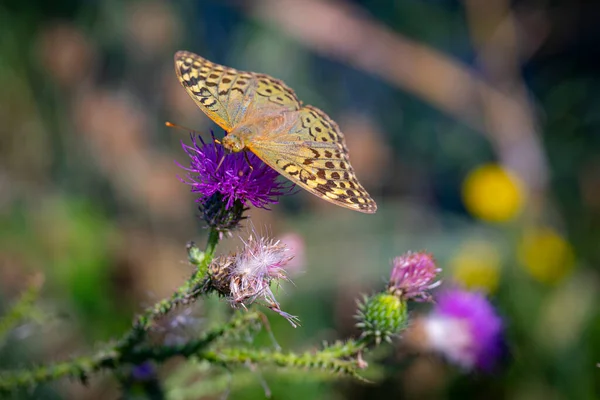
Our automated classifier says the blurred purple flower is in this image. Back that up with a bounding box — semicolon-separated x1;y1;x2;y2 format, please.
178;133;291;209
388;251;441;301
160;306;203;346
132;362;155;381
423;288;503;370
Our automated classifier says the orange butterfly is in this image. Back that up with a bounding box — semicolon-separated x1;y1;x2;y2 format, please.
174;51;376;213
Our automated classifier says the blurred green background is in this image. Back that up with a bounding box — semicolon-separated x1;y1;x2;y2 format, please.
1;0;599;398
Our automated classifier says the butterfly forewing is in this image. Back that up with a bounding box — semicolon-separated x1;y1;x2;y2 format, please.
251;73;302;113
174;51;301;131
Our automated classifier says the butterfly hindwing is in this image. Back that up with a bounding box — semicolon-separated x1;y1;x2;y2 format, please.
246;107;377;214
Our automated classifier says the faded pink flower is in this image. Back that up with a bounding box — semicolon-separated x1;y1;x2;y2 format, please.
278;232;305;275
388;251;441;301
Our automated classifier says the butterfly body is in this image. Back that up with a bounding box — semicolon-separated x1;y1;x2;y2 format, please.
175;50;377;213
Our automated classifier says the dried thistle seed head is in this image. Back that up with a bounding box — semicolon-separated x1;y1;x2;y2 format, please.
205;232;299;327
207;254;236;295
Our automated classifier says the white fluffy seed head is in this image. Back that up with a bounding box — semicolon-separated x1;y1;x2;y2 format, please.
228;235;292;306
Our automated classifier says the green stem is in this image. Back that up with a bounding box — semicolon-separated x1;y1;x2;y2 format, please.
320;339;368;358
130;311;261;363
204;229;219;263
0;312;261;393
0;274;44;343
200;347;366;380
0;351;118;393
190;227;219;279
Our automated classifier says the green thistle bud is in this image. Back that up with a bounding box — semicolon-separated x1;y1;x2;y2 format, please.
355;293;408;345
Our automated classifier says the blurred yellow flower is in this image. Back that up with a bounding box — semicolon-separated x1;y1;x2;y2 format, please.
451;240;501;293
518;227;575;285
462;164;524;223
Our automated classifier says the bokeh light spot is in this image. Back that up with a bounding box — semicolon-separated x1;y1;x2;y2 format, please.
462;164;524;223
451;240;501;293
518;227;575;285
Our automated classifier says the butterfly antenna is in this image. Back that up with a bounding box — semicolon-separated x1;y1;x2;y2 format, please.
244;151;254;172
165;121;204;136
215;154;226;173
166;121;224;146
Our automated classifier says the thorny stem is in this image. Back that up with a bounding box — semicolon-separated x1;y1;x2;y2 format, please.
0;273;44;344
0;313;263;393
200;344;368;381
0;229;222;394
199;228;219;276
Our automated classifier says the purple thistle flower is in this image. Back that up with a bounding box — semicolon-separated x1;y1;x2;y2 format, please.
179;133;291;210
388;251;441;301
423;288;503;370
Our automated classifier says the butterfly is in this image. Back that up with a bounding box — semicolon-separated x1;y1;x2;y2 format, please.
174;50;377;214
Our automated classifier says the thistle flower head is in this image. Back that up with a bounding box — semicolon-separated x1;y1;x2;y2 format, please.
179;132;291;209
388;251;441;301
422;288;504;370
206;231;299;327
